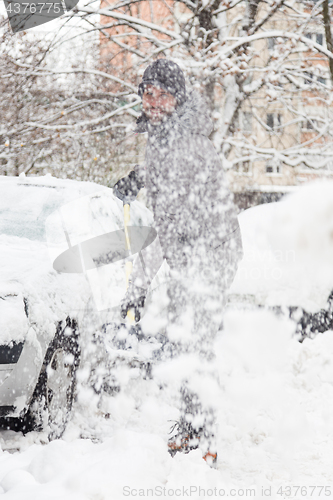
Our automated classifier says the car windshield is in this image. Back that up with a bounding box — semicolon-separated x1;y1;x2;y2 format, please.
0;183;66;241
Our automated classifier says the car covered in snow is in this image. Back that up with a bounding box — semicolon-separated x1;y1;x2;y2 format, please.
228;181;333;335
0;174;153;438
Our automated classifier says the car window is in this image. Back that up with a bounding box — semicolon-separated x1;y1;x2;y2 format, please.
0;184;66;241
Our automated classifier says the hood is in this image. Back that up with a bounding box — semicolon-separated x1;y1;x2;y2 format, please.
136;89;213;138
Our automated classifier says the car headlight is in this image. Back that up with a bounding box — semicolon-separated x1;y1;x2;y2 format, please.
0;342;24;365
0;294;29;372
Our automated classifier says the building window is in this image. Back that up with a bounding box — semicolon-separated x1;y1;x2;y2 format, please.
305;119;314;130
267;113;274;129
304;72;313;85
241;111;252;133
236;159;251;175
304;74;327;86
267;37;276;50
302;118;322;130
266;161;281;175
240;160;251;174
305;33;323;45
235;150;252;175
267;113;282;131
243;72;253;86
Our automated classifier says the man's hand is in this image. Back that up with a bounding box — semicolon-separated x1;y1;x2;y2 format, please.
121;284;147;323
113;170;144;204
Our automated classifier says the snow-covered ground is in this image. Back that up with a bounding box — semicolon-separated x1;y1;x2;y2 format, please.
1;180;333;499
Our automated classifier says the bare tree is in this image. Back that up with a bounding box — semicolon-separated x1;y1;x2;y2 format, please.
0;18;144;183
1;0;333;188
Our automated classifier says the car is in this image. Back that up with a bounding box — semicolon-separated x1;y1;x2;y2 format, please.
0;174;154;438
228;180;333;337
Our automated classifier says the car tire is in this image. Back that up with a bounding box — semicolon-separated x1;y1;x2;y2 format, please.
23;317;80;439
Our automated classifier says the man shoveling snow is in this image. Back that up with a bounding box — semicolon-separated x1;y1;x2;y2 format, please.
113;59;243;464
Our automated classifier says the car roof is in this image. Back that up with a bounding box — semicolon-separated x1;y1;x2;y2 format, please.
0;174;106;195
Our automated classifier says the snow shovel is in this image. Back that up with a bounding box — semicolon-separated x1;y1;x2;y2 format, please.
112;182;147;335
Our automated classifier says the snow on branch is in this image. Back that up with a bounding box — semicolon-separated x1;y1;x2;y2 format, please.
24;99;141;131
11;61;138;92
221;30;333;61
76;5;184;41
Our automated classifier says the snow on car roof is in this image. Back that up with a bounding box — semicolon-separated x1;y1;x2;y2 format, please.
0;175;107;241
0;172;105;193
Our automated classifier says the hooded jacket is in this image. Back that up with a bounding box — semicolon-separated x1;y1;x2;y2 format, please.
136;89;242;278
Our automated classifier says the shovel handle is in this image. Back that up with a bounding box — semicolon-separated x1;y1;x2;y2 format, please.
124;203;131;254
124;203;135;324
124;203;132;289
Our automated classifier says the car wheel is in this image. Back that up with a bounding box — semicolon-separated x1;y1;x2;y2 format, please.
24;318;80;439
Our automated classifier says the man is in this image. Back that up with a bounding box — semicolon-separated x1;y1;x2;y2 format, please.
114;59;243;464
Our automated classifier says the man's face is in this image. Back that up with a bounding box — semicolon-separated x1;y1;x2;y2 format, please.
142;85;177;124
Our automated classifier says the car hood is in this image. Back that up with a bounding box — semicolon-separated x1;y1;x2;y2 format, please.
0;234;91;335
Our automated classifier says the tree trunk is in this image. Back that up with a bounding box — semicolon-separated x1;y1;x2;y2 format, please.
323;0;333;85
